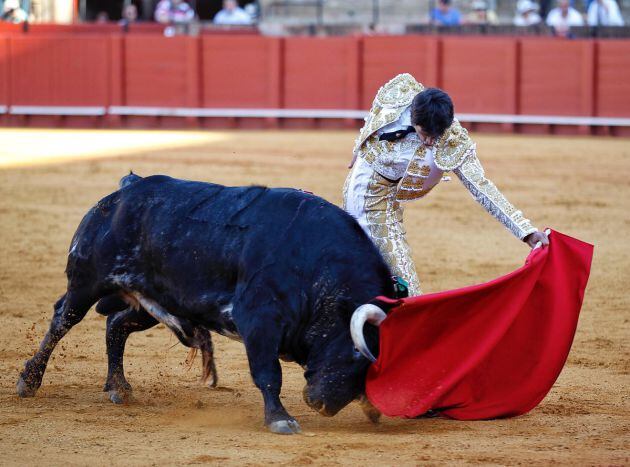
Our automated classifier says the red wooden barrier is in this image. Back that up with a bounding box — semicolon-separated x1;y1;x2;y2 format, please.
108;35;123;107
0;32;629;133
124;35;199;107
596;40;630;118
26;24;120;34
201;36;281;108
0;37;8;106
9;35;109;106
519;38;595;116
441;37;518;115
361;35;439;109
0;23;22;35
283;37;360;109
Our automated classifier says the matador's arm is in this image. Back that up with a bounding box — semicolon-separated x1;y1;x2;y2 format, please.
453;146;537;241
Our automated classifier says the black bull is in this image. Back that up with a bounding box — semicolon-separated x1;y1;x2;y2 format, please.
17;174;393;434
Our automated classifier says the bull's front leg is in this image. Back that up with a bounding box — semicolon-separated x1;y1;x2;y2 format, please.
242;326;301;435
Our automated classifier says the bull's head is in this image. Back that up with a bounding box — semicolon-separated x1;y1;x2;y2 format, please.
302;303;386;418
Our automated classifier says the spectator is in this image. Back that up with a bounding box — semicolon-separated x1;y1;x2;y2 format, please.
587;0;625;26
95;10;109;23
2;0;28;23
466;0;498;25
430;0;462;26
120;3;138;23
213;0;252;25
155;0;195;24
514;0;542;26
546;0;584;37
244;2;258;21
119;3;138;31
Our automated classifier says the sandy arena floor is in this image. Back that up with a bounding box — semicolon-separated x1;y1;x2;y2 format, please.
0;128;628;465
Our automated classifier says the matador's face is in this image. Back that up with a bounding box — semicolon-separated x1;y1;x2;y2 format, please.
413;125;437;147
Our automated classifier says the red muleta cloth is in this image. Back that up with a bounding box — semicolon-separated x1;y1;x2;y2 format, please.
365;229;593;420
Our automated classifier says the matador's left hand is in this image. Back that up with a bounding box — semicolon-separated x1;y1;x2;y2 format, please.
524;230;549;249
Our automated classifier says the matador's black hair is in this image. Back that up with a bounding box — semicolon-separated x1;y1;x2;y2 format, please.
410;88;454;138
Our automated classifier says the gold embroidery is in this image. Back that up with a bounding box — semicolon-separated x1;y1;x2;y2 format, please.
375;73;424;108
455;150;536;240
405;146;427;176
434;119;474;171
363;171;421;296
395;185;436;201
395;144;436;202
400;176;424;191
341;170;351;211
353;74;424;155
360;133;419;181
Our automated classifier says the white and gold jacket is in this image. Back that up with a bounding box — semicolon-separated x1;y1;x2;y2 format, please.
352;73;536;241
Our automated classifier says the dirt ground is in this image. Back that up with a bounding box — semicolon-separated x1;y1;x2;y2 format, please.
0;128;628;466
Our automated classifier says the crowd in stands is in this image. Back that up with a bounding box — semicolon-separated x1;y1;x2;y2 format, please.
429;0;624;36
84;0;257;35
1;0;626;38
150;0;256;26
1;0;257;28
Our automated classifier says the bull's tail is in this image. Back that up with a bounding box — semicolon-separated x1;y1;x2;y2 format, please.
119;171;142;189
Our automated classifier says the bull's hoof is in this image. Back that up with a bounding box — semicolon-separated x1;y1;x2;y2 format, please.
16;376;37;398
268;419;302;435
359;396;382;424
201;374;218;388
104;377;132;404
108;389;131;404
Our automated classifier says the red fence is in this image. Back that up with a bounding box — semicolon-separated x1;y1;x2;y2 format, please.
10;35;109;106
202;36;281;109
0;32;629;135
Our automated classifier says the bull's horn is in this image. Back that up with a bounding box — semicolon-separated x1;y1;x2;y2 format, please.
350;304;387;363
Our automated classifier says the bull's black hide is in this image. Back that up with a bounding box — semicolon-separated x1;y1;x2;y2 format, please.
17;174;393;434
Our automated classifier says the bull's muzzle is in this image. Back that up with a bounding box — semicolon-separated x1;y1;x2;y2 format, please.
350;304;387;363
303;385;336;417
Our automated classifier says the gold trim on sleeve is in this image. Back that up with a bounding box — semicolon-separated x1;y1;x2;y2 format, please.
434;119;474;171
454;148;537;240
353;74;425;155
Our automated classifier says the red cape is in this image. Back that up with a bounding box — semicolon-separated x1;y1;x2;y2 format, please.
365;229;593;420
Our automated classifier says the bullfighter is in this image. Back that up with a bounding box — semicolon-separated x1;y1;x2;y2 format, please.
343;73;549;296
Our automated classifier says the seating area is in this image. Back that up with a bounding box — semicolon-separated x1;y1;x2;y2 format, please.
258;0;630;27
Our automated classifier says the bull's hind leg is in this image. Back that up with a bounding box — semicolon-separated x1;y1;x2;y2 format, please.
104;307;158;404
194;329;218;388
17;288;98;398
125;293;219;389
